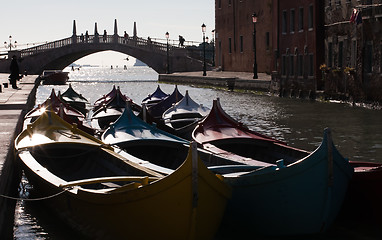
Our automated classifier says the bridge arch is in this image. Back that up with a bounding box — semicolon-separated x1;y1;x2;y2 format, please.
0;35;209;75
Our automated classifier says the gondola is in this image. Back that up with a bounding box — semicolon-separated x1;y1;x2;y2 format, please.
15;110;231;240
141;84;169;108
24;89;94;135
59;83;89;115
147;85;183;120
102;104;244;173
191;98;353;236
338;161;382;226
162;90;210;140
90;87;141;131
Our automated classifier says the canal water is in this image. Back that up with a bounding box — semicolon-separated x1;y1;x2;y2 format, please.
13;66;382;239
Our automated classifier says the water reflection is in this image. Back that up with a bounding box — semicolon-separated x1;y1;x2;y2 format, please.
14;177;85;240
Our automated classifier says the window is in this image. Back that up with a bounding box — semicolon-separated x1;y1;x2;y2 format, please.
308;5;314;30
282;55;287;76
290;55;295;76
266;32;270;50
328;42;333;67
338;41;343;68
351;40;357;68
218;0;221;8
282;10;287;34
240;36;243;53
228;38;232;53
299;7;304;31
290;9;295;33
298;54;303;76
309;54;314;76
364;42;373;73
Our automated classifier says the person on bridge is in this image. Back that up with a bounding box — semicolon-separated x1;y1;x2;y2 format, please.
103;30;107;42
179;35;185;47
124;31;129;44
85;30;89;43
9;55;20;89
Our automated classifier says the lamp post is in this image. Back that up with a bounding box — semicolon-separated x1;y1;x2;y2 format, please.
165;32;170;74
212;29;215;67
4;35;17;51
252;13;258;79
202;23;207;76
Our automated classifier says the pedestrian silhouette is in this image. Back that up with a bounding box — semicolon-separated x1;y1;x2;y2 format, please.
103;30;107;42
179;35;185;46
85;30;89;43
124;31;129;44
9;55;20;89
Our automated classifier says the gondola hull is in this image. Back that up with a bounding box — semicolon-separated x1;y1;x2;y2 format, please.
15;111;231;240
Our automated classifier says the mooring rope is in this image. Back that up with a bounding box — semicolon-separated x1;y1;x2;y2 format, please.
0;188;69;201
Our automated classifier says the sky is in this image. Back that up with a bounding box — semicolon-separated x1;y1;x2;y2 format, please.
0;0;215;66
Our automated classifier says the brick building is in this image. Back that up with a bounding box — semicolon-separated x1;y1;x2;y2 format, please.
272;0;325;96
324;0;382;103
215;0;381;102
214;0;273;73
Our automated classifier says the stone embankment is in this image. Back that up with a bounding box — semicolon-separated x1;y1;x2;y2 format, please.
159;71;271;92
0;74;38;238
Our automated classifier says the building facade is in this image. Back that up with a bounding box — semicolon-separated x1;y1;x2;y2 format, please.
215;0;273;73
272;0;325;97
215;0;381;102
324;0;382;103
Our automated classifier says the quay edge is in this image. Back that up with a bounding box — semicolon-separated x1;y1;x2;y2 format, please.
159;71;351;104
0;74;39;238
158;71;271;92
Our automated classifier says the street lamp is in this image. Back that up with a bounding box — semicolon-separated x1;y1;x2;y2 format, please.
202;23;207;76
212;29;215;67
252;13;258;79
4;35;17;51
165;32;170;74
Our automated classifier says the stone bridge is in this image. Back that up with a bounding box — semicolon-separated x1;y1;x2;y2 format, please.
0;20;210;75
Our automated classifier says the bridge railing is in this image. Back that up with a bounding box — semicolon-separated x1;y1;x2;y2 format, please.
19;34;179;58
20;37;74;58
17;34;214;66
150;38;201;48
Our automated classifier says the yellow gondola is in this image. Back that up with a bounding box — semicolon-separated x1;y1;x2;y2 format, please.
15;111;231;240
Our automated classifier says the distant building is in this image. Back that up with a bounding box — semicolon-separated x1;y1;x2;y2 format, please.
215;0;273;73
